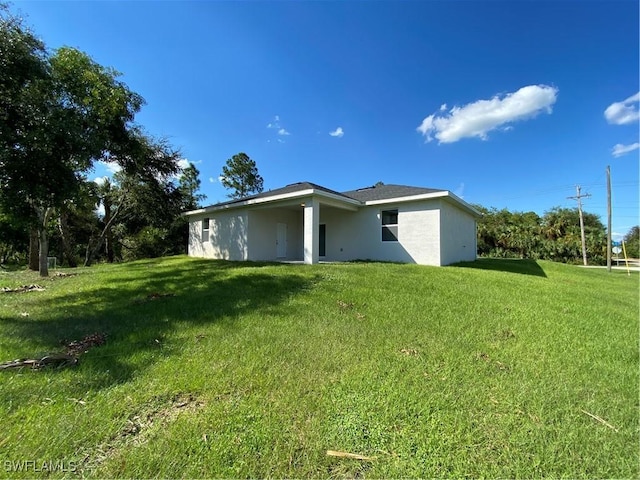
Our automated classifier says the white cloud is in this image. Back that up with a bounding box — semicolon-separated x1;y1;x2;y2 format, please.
416;84;559;144
267;115;290;141
266;115;281;129
604;92;640;125
93;176;109;186
439;103;447;112
168;158;193;181
453;182;465;198
612;142;640;157
97;160;122;174
329;127;344;138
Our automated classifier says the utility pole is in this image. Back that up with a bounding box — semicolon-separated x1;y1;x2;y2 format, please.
568;185;591;266
606;166;612;272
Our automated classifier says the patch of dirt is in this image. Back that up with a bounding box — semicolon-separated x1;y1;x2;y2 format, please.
400;348;419;356
475;352;510;372
123;393;205;439
133;292;176;304
337;300;366;320
327;455;372;479
78;392;204;473
62;332;107;356
147;292;175;300
337;300;354;310
495;329;516;341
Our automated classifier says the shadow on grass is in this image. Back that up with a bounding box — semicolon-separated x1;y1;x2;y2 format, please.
0;257;320;391
453;258;547;278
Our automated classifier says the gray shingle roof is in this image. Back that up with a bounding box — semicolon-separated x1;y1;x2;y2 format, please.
210;181;349;208
341;184;444;202
205;182;446;209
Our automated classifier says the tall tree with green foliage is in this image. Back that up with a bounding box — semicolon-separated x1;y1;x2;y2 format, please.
0;4;48;272
220;152;264;199
0;6;143;275
177;163;205;211
474;204;607;264
83;131;181;266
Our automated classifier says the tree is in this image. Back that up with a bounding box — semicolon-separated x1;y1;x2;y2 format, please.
220;153;264;199
623;226;639;259
0;6;143;276
474;204;607;264
540;207;606;264
83;131;181;266
0;206;28;266
0;5;48;271
0;4;200;268
177;163;205;211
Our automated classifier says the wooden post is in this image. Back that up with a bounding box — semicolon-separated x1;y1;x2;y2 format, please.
568;186;591;266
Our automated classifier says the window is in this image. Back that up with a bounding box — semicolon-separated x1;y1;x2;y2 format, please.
381;209;398;242
202;218;210;242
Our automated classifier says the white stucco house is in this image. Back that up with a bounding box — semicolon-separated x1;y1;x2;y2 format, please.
184;182;481;266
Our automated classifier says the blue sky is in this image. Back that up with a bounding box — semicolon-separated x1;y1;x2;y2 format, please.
14;1;639;239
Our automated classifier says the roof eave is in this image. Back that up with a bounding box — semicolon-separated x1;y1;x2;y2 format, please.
363;191;449;206
183;188;361;216
364;191;482;218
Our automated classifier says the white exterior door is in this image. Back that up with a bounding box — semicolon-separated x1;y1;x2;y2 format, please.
276;223;287;258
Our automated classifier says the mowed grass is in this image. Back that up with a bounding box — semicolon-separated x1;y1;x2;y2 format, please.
0;257;637;478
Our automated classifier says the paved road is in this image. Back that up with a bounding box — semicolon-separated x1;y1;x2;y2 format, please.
580;264;640;272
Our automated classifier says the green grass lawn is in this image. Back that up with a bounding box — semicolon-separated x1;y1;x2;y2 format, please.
0;257;637;478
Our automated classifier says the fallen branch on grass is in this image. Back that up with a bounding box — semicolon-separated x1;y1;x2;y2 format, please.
0;333;107;371
0;354;78;370
581;409;619;432
1;284;46;293
326;450;376;461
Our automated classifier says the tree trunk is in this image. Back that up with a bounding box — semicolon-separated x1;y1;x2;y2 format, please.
28;228;39;271
84;200;127;267
38;226;49;277
57;209;77;267
104;201;114;263
36;207;54;277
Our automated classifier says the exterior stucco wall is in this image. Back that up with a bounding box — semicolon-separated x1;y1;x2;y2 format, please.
396;201;441;265
319;200;441;265
187;210;248;261
439;200;477;265
188;195;476;266
247;208;302;261
187;219;203;257
315;207;359;261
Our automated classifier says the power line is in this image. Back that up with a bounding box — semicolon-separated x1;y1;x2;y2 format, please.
484;181;638;203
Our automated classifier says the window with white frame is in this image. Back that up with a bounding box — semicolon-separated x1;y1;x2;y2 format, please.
202;218;210;242
381;209;398;242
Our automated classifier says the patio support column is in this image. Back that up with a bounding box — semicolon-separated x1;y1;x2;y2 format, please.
303;197;319;264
